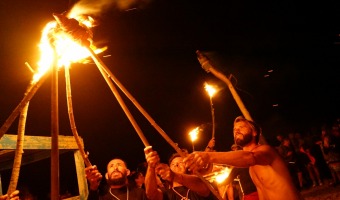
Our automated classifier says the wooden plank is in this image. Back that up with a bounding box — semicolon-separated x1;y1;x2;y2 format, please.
74;150;88;200
0;134;88;198
0;134;80;149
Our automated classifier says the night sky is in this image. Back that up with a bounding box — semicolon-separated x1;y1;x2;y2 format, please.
0;0;340;198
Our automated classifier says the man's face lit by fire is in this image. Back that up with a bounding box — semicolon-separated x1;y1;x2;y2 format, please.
170;157;186;174
233;121;254;147
105;159;130;186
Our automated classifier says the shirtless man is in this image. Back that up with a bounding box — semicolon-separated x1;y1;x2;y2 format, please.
184;116;304;200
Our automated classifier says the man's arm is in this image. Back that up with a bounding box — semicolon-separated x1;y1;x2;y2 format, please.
144;147;163;200
184;145;276;171
85;165;103;191
172;172;211;197
85;165;103;200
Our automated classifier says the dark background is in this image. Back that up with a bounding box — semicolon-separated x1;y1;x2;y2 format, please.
0;0;339;198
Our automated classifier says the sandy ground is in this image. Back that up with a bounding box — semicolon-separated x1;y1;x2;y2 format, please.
301;183;340;200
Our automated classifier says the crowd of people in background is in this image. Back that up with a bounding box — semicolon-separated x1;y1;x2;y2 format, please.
273;118;340;191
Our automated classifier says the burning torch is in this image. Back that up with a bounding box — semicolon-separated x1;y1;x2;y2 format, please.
204;82;217;140
189;127;199;152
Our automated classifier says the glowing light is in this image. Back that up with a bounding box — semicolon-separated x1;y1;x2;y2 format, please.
203;164;233;184
189;127;199;142
33;14;106;83
204;82;217;98
215;168;231;183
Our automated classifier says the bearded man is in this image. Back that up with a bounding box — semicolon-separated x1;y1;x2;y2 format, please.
184;116;304;200
144;147;215;200
85;158;147;200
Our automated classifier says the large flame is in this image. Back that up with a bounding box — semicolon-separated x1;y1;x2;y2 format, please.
33;14;106;83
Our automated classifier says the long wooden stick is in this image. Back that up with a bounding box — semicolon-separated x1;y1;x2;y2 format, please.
51;53;59;200
197;50;252;121
87;48;223;200
196;50;266;144
65;66;92;167
6;102;29;197
87;48;183;154
88;48;150;147
210;97;216;139
0;75;48;140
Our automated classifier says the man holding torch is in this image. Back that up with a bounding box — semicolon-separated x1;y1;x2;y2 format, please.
85;158;148;200
144;146;215;200
183;116;304;200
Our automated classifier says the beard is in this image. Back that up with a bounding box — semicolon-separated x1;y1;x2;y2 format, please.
234;132;253;147
107;171;127;186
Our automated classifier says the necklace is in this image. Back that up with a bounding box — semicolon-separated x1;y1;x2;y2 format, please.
172;187;190;200
109;187;129;200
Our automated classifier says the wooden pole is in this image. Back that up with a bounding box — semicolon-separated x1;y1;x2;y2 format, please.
210;97;215;139
88;48;150;147
65;66;92;167
0;75;48;140
87;48;223;200
87;47;183;154
51;51;59;200
6;102;29;197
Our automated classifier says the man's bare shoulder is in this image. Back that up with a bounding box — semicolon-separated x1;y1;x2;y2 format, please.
251;144;274;152
251;144;279;165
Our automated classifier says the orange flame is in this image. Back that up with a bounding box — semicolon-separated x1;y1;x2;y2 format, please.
204;82;218;98
189;127;199;142
33;14;106;83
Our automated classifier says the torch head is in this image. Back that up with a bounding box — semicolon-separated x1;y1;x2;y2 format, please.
52;13;93;47
196;50;212;73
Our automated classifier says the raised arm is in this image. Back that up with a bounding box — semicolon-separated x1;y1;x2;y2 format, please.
144;146;163;200
172;171;211;197
85;165;103;191
184;145;276;171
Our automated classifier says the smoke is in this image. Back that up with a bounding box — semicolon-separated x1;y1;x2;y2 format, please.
68;0;152;18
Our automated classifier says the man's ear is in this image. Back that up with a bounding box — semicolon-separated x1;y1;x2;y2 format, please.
126;169;131;176
105;172;108;180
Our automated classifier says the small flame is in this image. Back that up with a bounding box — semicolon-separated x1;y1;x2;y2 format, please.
215;168;231;183
204;164;233;184
204;82;217;98
33;14;106;83
189;127;199;142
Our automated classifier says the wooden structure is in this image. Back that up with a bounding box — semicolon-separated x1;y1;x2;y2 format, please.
0;134;88;199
